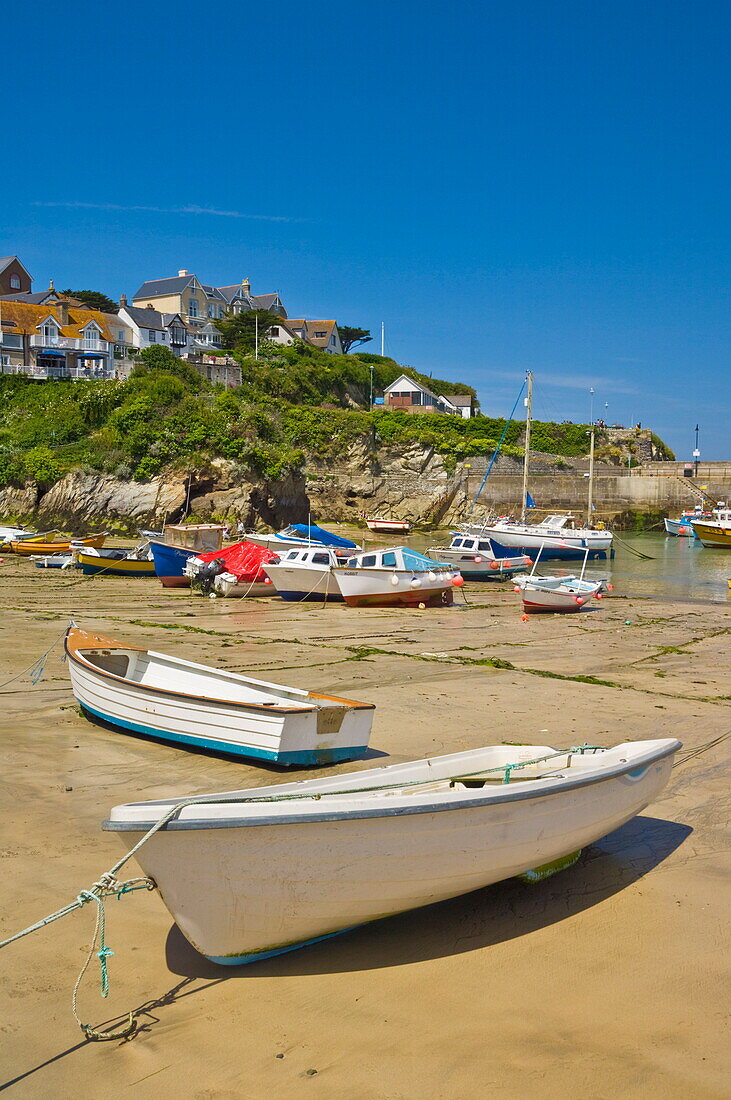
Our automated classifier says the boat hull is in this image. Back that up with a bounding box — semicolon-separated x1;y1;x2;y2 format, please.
78;552;156;577
66;629;374;766
334;568;455;607
149;540;196;585
10;534;105;556
366;520;412;534
107;744;677;963
664;518;696;537
263;562;343;601
691;520;731;548
427;547;531;579
483;529;612;561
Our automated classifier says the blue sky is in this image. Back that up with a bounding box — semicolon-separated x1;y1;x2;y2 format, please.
2;1;729;457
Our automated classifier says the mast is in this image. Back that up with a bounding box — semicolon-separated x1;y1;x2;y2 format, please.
586;423;595;524
520;371;533;522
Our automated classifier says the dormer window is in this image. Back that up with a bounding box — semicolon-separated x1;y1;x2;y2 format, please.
42;320;60;343
188;299;198;317
10;274;20;290
82;324;101;349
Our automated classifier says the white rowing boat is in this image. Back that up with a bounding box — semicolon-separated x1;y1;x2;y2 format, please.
65;626;375;766
104;738;680;965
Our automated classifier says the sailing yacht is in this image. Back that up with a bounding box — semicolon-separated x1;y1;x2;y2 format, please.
464;373;613;561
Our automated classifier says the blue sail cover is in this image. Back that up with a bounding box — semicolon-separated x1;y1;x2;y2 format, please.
287;524;357;549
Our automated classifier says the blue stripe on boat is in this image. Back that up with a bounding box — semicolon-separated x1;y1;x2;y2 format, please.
78;701;366;766
206;926;359;965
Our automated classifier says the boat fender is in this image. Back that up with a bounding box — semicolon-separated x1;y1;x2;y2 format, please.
410;577;421;588
390;574;399;585
452;575;464;587
575;596;584;605
489;561;498;570
595;593;603;600
513;585;520;593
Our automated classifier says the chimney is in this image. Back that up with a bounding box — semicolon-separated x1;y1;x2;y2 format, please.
55;300;69;325
48;278;55;290
146;303;155;310
178;269;188;277
119;293;128;307
242;277;250;295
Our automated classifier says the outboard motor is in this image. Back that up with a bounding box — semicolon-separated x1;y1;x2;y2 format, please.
196;557;226;596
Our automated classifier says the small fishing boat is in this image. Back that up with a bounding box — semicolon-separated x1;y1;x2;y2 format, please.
427;533;532;579
104;738;680;965
245;524;361;553
185;540;279;597
66;625;375;766
365;517;412;534
10;533;106;556
333;546;461;607
75;546;156;577
149;524;226;587
690;507;731;549
664;507;711;537
262;545;352;601
514;547;608;613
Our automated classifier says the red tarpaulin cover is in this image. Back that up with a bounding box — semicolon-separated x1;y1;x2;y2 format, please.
195;540;279;582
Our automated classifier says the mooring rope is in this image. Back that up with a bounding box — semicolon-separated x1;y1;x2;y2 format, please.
0;627;69;693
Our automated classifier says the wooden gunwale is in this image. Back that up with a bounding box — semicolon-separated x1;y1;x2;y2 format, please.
65;628;374;715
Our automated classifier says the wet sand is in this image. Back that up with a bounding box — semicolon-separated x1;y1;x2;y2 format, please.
0;556;729;1098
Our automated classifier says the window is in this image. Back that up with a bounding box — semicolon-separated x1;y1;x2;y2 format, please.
43;323;58;341
361;554;376;567
118;330;125;342
1;334;21;348
171;326;185;345
478;541;491;551
312;553;330;565
148;330;156;341
286;551;299;560
382;551;397;567
188;299;198;317
452;538;463;547
463;539;475;549
160;331;166;340
10;274;20;289
207;307;213;318
331;334;336;344
314;330;327;338
411;392;422;405
271;327;280;337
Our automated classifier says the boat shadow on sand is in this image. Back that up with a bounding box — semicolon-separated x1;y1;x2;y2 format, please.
165;813;690;979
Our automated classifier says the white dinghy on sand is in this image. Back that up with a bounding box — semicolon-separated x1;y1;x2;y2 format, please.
104;737;680;966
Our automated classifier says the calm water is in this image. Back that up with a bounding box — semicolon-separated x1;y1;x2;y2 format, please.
346;528;731;604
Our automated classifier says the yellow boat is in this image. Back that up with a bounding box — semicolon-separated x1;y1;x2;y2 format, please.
10;534;106;556
0;530;58;550
76;549;155;577
691;508;731;549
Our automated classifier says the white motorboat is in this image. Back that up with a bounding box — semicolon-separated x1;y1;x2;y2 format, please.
427;533;532;579
466;515;613;561
104;738;681;965
333;546;461;607
262;545;351;601
65;626;375;766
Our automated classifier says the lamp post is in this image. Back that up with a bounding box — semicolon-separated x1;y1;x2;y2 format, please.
589;387;595;424
369;364;374;410
693;424;700;477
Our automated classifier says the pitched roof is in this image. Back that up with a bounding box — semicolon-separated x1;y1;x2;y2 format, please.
132;275;195;299
200;284;226;301
441;393;473;406
0;290;87;306
120;304;167;331
384;373;438;398
303;320;339;347
0;256;32;279
0;300;119;342
216;284;249;303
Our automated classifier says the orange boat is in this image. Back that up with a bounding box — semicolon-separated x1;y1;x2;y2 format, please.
10;534;107;556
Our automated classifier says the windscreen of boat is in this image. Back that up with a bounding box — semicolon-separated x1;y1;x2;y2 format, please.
401;549;449;571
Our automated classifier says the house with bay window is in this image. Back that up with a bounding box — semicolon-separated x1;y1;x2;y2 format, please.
131;271;287;329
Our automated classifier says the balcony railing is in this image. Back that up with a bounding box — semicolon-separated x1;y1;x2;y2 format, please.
29;335;110;352
9;364;117;381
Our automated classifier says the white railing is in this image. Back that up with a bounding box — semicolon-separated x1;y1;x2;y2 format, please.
29;335;110;352
9;364;116;381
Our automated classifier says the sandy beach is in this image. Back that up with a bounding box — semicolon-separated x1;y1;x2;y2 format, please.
0;556;729;1098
